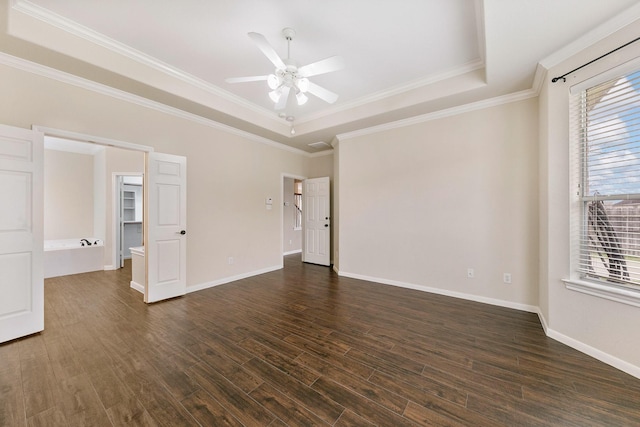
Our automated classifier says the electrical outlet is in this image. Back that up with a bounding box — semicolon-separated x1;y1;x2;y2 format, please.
228;257;234;265
503;273;512;284
467;268;474;278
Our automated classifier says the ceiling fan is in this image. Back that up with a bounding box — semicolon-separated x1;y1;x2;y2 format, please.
225;28;344;110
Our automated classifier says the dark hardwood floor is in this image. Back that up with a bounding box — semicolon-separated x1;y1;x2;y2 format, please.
2;254;640;426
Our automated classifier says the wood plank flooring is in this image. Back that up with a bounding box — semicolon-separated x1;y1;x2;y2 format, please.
2;254;640;426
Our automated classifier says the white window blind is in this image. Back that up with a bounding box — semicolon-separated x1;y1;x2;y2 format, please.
572;69;640;287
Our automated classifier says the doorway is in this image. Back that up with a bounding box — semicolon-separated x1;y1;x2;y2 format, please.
114;174;143;270
37;126;148;294
282;174;306;259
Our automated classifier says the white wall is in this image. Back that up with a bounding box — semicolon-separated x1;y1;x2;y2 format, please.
337;98;539;309
44;149;94;240
540;18;640;373
0;61;307;290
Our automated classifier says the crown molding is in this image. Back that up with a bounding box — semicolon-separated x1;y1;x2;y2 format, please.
308;149;334;158
34;126;154;153
0;51;316;157
11;0;282;124
530;63;547;95
539;2;640;71
296;59;485;126
10;0;489;142
10;0;485;139
336;88;537;142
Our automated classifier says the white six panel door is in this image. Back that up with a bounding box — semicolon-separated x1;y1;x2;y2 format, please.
145;152;187;303
302;177;330;266
0;124;44;343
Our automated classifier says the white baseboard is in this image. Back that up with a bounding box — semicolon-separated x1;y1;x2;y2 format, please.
536;307;550;335
130;280;144;294
545;325;640;379
336;270;538;313
187;264;283;294
336;269;640;380
103;265;116;271
536;307;639;379
283;249;302;256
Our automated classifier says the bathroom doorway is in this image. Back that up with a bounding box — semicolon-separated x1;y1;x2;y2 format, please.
42;132;144;283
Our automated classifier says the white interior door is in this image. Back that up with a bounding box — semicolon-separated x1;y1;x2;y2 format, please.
302;177;330;266
145;152;187;303
0;124;44;343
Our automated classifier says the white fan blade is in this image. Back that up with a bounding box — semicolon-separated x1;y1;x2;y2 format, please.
306;81;339;104
248;32;286;70
225;75;268;84
298;56;345;78
275;86;290;110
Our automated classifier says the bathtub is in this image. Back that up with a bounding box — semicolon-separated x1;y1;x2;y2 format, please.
44;238;104;278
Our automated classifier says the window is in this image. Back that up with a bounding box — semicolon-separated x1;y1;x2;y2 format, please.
575;69;640;288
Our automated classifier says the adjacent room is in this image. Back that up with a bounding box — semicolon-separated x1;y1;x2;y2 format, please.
1;0;640;425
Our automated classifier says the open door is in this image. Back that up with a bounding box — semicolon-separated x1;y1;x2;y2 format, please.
302;177;330;266
144;152;187;303
0;124;44;343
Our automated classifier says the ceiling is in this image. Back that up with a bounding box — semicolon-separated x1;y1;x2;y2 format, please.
2;0;639;152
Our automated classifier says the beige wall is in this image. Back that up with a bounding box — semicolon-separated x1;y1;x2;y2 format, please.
0;62;307;290
540;19;640;371
44;149;94;240
307;153;334;179
337;98;539;309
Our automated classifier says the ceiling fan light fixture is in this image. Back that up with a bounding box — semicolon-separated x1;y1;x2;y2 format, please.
226;29;344;109
296;91;308;105
297;77;309;93
267;74;280;90
268;89;281;103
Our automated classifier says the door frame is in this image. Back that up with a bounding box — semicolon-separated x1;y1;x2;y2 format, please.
281;173;306;265
302;176;331;266
144;152;187;303
112;173;144;270
33;125;153;276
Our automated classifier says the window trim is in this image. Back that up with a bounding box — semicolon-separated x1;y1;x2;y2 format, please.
568;58;640;303
563;278;640;308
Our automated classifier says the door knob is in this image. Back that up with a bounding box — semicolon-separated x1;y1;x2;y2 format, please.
324;224;329;227
179;230;186;235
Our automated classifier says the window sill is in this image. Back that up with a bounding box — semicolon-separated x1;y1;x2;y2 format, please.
563;279;640;308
